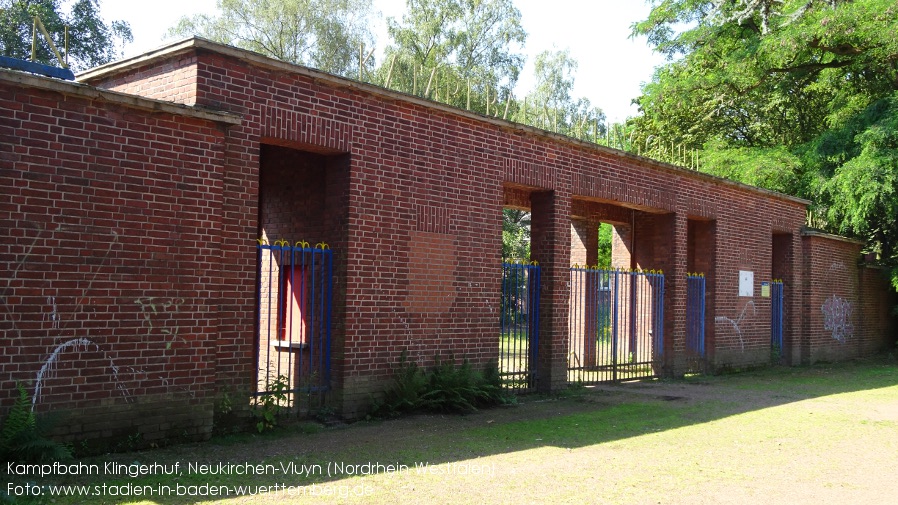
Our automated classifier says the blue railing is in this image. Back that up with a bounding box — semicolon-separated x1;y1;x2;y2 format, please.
256;240;333;405
569;267;664;383
686;273;706;360
499;261;540;390
771;279;784;358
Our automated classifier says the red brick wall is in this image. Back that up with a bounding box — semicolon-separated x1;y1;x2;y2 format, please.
801;232;896;363
17;39;888;431
83;52;199;105
858;266;897;354
0;75;229;446
86;43;816;409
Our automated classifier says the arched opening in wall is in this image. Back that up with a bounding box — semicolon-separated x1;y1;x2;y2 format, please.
499;185;538;390
569;199;667;383
686;218;716;373
255;142;349;414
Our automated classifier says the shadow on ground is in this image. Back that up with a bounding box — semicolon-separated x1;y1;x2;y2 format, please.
10;356;898;504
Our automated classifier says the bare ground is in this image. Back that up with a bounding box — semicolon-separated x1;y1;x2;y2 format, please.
16;359;898;505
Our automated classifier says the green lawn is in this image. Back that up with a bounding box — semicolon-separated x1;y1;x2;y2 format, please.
7;358;898;504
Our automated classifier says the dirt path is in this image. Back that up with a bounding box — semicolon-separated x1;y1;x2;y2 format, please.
21;360;898;505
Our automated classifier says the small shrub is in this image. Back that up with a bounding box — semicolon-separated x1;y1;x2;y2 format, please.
371;352;511;417
254;375;291;433
0;383;72;463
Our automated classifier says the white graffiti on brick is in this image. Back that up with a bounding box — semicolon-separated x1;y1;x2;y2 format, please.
33;338;131;410
44;296;59;329
822;295;853;343
715;301;757;352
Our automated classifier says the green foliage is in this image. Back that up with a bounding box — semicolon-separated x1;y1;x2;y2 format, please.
377;0;525;114
0;383;71;463
254;375;291;433
810;94;898;274
631;0;898;150
216;392;233;415
699;141;804;194
168;0;374;76
597;223;612;269
0;0;132;71
632;0;898;292
371;351;510;417
502;208;530;261
518;49;606;140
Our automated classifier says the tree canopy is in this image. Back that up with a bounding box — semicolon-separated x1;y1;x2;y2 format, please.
0;0;132;72
168;0;375;76
377;0;526;114
502;209;530;261
521;49;606;141
631;0;898;288
631;0;898;151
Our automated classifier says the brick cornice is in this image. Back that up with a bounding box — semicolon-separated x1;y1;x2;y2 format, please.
1;67;241;125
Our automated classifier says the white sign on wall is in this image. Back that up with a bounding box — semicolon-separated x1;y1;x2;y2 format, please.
739;270;754;297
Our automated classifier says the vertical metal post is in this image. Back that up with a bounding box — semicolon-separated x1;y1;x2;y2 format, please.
325;248;333;387
530;264;540;388
31;19;37;61
771;280;784;358
612;269;619;382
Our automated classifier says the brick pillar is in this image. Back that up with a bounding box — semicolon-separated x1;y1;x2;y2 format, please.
788;232;804;365
637;212;687;377
611;224;633;269
571;219;599;367
666;213;689;376
531;191;571;392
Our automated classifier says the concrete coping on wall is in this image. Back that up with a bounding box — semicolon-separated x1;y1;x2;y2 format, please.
78;37;810;208
801;227;866;246
1;67;242;126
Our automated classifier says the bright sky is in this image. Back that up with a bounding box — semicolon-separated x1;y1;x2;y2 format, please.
99;0;665;123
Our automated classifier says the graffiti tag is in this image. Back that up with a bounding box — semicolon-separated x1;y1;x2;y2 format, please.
822;295;853;343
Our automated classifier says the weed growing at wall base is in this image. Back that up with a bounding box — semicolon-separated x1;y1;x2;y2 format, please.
254;375;291;433
0;383;71;464
370;352;512;417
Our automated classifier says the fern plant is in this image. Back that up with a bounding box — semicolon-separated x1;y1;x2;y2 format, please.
0;383;71;463
371;352;510;417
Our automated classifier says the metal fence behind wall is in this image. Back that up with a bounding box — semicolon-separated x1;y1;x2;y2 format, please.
686;273;707;372
499;262;540;390
569;267;665;383
256;241;333;409
771;279;784;359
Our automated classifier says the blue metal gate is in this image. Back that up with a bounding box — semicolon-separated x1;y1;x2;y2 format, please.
771;279;784;360
499;261;540;390
686;273;706;372
256;240;333;409
569;267;664;383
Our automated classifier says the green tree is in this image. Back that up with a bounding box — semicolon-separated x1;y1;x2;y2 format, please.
810;95;898;272
631;0;898;151
378;0;526;115
520;49;605;141
168;0;374;76
0;0;132;72
632;0;898;288
597;223;612;269
502;208;529;261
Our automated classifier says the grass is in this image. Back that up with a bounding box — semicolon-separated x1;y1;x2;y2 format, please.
6;357;898;504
